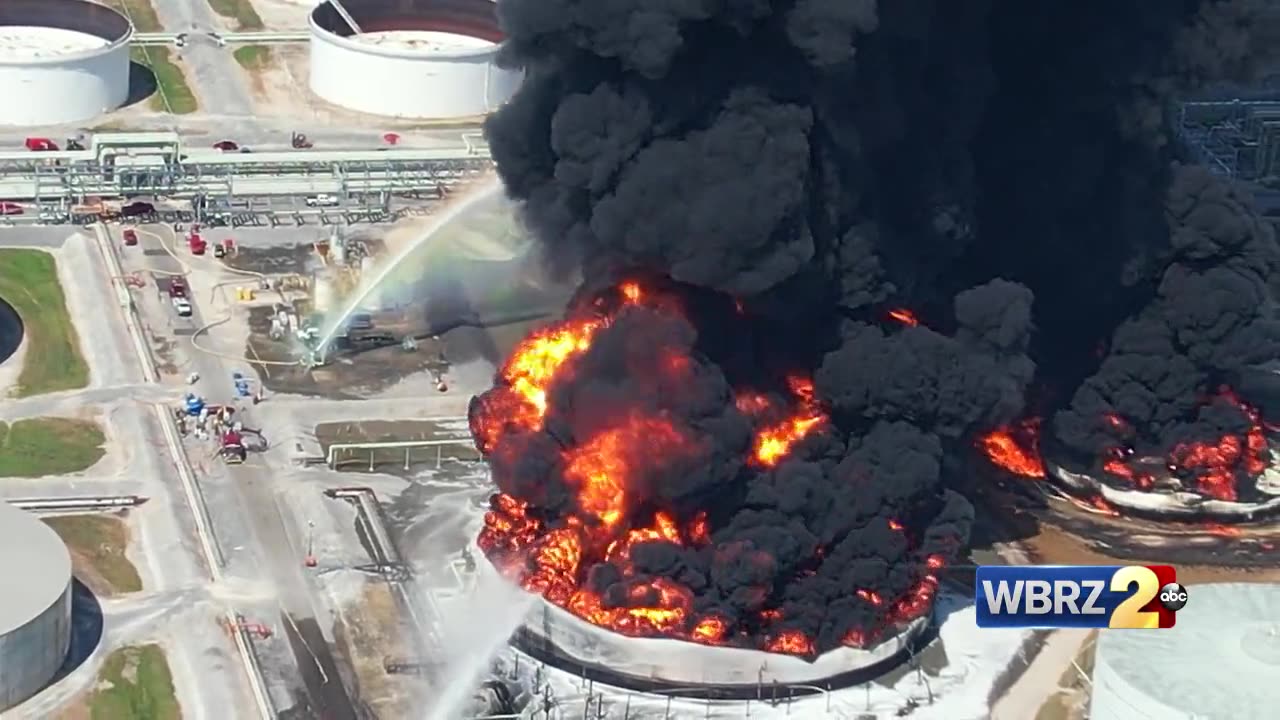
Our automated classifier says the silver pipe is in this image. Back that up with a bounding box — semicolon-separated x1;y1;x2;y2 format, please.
326;0;364;35
7;495;147;511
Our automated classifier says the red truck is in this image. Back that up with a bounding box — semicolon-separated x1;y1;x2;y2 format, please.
221;431;247;464
188;233;207;255
123;228;138;246
168;278;187;299
24;137;58;151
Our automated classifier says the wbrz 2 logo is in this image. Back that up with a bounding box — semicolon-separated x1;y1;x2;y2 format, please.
975;565;1183;629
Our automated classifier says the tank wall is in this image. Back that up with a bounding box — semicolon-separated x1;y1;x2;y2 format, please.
523;597;926;686
0;41;130;126
0;580;72;711
1090;648;1189;720
309;31;521;119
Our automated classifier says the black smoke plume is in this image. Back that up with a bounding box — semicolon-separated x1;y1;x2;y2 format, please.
478;0;1274;653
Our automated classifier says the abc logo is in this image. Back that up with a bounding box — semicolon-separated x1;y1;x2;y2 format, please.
1159;582;1189;611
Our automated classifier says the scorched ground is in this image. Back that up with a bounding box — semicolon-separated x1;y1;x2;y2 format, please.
470;282;957;657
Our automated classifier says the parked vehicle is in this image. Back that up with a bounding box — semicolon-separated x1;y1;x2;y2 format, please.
346;313;373;331
221;430;247;464
0;202;23;216
123;228;138;245
305;193;338;207
121;201;155;218
168;278;188;299
172;296;193;317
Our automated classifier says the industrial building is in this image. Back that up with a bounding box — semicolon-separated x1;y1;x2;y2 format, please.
1090;582;1280;720
309;0;521;120
0;502;73;711
0;0;132;126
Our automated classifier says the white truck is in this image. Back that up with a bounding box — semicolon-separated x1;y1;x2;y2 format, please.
305;193;339;207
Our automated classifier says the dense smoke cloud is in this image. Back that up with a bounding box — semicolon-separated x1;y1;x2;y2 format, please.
480;0;1275;651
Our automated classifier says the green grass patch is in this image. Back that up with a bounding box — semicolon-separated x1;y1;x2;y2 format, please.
208;0;265;31
0;418;106;476
0;249;89;396
89;645;182;720
130;47;199;115
107;0;163;33
44;515;143;595
233;45;272;71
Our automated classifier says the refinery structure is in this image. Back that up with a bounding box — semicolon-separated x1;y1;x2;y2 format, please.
0;2;1278;720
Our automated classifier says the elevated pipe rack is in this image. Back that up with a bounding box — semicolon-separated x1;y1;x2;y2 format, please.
0;132;493;221
6;495;148;512
324;438;477;470
133;30;311;47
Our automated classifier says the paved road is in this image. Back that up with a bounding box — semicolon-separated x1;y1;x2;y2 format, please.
144;0;256;117
990;629;1092;720
123;224;360;718
0;227;81;248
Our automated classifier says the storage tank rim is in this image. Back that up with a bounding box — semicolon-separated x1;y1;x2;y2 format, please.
0;26;133;67
308;13;499;61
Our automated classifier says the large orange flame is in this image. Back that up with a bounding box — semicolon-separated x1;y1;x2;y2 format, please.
978;418;1046;478
475;283;938;656
976;387;1272;503
749;376;828;467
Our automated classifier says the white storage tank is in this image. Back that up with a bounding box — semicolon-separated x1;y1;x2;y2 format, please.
0;0;132;126
1090;582;1280;720
0;502;73;711
309;0;521;120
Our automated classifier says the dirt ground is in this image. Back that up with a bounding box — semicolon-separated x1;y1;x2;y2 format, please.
332;582;420;719
967;466;1280;583
1033;632;1096;720
1021;517;1280;584
223;244;323;276
45;514;144;597
245;303;455;398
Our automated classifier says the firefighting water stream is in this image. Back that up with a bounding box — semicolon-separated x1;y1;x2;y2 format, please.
315;180;512;356
423;566;534;720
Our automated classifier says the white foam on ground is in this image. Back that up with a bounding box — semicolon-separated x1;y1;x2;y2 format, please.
353;30;493;52
512;592;1030;719
0;27;109;59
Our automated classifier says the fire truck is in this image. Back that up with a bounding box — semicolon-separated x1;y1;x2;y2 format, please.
220;430;247;464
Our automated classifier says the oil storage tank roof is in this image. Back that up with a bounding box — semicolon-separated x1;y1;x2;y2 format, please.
0;502;72;636
1093;582;1280;719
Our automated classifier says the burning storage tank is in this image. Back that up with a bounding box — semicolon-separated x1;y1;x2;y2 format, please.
466;0;1280;688
0;503;73;711
308;0;521;120
0;0;132;126
513;585;927;691
471;281;952;667
1090;583;1280;720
